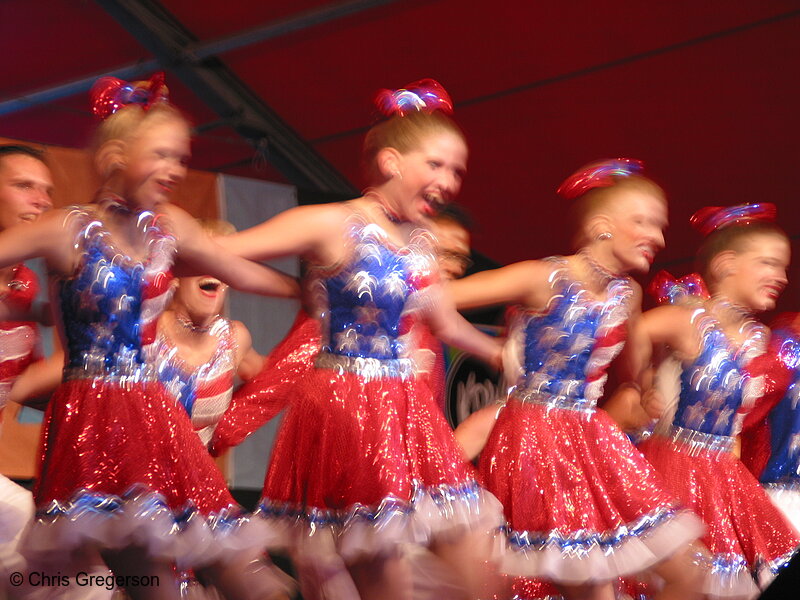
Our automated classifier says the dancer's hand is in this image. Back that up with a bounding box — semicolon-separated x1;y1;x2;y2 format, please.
641;388;667;419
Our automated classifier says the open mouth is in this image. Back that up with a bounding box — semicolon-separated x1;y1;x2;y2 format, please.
197;277;222;295
156;180;175;194
639;245;656;264
422;193;444;215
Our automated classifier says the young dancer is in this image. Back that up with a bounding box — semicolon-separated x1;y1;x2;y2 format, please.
741;312;800;533
151;220;265;447
0;144;53;591
450;159;703;600
0;76;297;600
213;79;504;600
638;203;799;598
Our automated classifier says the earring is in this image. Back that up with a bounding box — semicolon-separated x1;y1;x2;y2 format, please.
597;232;612;241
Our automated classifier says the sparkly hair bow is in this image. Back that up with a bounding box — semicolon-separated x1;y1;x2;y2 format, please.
690;203;777;237
557;158;644;200
648;270;710;306
90;72;169;119
375;78;454;117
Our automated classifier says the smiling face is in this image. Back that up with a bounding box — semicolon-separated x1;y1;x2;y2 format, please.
395;131;468;223
719;232;790;312
0;153;54;230
604;188;668;274
120;117;190;211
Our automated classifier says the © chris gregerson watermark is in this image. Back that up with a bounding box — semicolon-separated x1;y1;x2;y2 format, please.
11;570;160;590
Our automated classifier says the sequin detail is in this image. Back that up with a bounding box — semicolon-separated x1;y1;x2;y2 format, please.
0;264;40;409
640;307;799;594
29;206;259;568
505;505;681;553
482;260;702;583
150;316;236;445
254;214;502;560
666;425;736;457
506;260;633;409
314;351;415;381
59;207;175;382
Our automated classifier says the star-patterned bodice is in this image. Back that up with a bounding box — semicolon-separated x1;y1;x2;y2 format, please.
760;325;800;484
59;207;175;380
308;216;436;363
508;259;633;410
152;317;235;445
672;310;766;438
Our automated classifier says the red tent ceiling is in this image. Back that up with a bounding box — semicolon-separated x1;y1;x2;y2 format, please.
2;0;800;303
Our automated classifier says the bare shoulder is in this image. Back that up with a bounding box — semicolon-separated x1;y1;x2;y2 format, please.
159;203;195;232
230;319;253;347
269;202;351;226
516;258;565;307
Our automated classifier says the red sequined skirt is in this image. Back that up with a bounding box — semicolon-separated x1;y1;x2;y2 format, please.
212;309;320;454
257;356;502;562
27;378;266;568
480;397;703;584
639;434;800;597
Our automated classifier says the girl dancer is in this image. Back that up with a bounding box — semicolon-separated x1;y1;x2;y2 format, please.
0;144;52;591
741;313;800;533
152;220;265;447
213;79;503;600
0;76;297;600
638;203;799;598
450;159;703;600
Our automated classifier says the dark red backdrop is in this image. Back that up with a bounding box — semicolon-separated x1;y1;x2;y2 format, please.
2;0;800;306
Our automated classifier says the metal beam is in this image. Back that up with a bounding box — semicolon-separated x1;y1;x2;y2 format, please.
0;0;399;164
93;0;360;195
188;0;399;60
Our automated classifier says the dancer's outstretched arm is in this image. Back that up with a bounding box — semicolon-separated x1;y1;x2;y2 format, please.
166;204;300;299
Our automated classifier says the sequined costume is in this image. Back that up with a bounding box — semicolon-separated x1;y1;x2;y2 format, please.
152;316;237;446
0;264;38;578
741;314;800;534
238;214;500;563
211;309;319;453
0;264;41;407
26;207;264;568
639;308;799;598
481;259;702;587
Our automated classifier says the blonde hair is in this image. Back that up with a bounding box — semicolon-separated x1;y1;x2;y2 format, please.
93;103;189;150
569;175;666;249
362;111;465;183
197;218;236;237
696;222;788;288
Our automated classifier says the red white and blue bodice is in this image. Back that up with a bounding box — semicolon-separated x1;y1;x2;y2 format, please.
666;310;766;450
307;217;436;377
152;317;236;446
755;324;800;486
0;264;41;406
506;259;633;411
59;207;175;381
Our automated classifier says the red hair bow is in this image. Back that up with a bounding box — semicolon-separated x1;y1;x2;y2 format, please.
557;158;644;200
690;203;777;237
375;78;453;117
648;270;710;306
90;72;169;119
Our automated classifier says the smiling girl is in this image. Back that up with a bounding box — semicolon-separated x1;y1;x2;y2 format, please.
213;79;503;600
637;204;799;598
0;76;297;600
450;159;703;600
